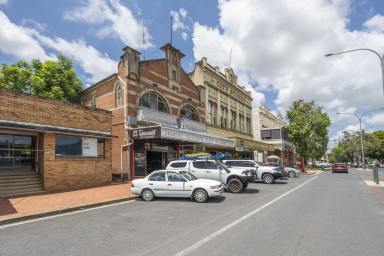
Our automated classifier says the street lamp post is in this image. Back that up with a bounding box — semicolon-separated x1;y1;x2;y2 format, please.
336;108;384;167
325;48;384;97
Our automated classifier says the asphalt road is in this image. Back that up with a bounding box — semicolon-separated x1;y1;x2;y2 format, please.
1;170;384;256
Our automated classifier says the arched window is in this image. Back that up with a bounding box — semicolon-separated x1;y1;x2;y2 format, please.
139;92;169;113
115;83;123;107
180;104;199;121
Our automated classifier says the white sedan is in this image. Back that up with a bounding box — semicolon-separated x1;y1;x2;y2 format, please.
131;170;224;203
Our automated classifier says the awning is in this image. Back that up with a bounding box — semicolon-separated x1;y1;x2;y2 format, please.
130;125;234;148
0;119;112;138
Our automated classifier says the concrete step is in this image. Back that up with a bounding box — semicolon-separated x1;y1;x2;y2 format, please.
0;182;41;189
0;172;43;198
0;188;44;198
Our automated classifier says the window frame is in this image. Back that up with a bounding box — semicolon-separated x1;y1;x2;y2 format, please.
55;135;105;158
139;92;170;113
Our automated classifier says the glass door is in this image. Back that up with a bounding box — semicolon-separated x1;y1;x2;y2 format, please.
0;134;36;171
0;134;13;169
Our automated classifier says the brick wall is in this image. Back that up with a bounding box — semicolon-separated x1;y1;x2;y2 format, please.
42;133;112;191
0;89;111;132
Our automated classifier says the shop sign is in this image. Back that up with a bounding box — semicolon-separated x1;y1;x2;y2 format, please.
131;127;161;140
235;147;244;152
82;138;98;156
144;142;169;152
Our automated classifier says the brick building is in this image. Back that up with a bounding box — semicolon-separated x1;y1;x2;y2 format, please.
0;89;112;196
80;43;233;179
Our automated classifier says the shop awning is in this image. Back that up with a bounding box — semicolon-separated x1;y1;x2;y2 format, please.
130;125;234;148
0;119;112;138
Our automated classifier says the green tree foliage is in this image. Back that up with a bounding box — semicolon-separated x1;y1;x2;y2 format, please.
0;55;83;102
286;100;331;162
329;130;384;163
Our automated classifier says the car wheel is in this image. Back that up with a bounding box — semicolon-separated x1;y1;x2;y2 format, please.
227;178;244;193
288;171;296;178
193;189;208;203
141;188;155;201
263;174;275;184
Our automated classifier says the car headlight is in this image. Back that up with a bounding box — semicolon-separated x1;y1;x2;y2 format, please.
210;185;221;189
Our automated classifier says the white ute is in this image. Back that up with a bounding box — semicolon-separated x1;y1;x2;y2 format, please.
222;160;283;184
166;159;255;193
131;170;224;203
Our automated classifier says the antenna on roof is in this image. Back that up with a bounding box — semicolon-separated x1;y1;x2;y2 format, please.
228;47;232;68
142;20;145;60
170;15;173;46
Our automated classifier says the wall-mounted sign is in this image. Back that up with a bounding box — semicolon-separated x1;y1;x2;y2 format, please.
82;138;98;156
131;127;161;140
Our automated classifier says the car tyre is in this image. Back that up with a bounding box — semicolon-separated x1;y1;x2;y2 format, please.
193;189;208;203
263;174;275;184
227;178;244;193
288;171;296;178
141;188;155;201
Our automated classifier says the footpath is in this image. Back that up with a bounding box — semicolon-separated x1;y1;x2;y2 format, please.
0;182;136;225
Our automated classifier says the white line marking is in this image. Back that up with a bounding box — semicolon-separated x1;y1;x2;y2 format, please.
174;175;320;256
0;200;136;230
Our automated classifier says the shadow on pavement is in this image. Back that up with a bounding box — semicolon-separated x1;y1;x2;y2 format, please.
136;195;226;203
241;188;260;194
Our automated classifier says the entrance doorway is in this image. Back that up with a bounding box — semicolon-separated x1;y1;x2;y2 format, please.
0;134;37;172
146;151;167;174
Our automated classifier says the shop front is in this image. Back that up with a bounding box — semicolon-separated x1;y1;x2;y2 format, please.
231;137;272;160
129;125;234;178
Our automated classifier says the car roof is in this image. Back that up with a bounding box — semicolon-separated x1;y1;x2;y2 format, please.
223;159;253;161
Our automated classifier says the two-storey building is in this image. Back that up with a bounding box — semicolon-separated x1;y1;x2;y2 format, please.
189;58;270;159
80;44;233;179
257;105;296;166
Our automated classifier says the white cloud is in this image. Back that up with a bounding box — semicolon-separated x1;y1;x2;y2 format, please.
0;0;9;4
364;14;384;32
192;0;384;143
181;31;188;40
171;8;189;31
366;112;384;125
0;11;50;60
35;35;117;83
0;11;116;84
64;0;151;49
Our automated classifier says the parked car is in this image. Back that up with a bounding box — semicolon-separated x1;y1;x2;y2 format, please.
131;170;224;202
332;163;348;173
166;159;255;193
222;159;283;184
283;166;301;178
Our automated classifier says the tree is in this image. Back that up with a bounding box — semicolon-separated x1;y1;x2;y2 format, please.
365;131;384;162
286;100;331;164
0;55;83;102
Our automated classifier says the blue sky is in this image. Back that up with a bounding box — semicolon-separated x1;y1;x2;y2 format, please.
1;0;384;146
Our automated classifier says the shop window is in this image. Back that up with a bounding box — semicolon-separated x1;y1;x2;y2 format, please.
115;83;123;107
170;162;187;168
180;104;199;121
55;135;105;157
149;171;166;181
139;92;169;113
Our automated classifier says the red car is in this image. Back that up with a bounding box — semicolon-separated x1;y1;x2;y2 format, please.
332;163;348;173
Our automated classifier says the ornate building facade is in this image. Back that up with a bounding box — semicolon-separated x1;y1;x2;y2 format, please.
190;58;270;159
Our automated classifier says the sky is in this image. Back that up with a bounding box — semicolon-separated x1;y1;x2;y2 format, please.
1;0;384;149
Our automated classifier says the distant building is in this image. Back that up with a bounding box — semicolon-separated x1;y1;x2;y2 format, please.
189;57;270;159
257;105;296;166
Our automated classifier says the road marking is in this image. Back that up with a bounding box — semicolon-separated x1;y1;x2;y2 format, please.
174;175;320;256
0;200;136;230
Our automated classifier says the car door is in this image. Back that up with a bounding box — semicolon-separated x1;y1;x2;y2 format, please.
147;171;168;196
190;160;208;179
166;171;188;197
205;160;221;181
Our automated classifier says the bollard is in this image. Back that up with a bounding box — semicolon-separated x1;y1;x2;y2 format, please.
372;166;379;185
